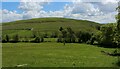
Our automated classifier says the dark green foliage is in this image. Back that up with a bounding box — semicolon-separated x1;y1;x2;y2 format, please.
66;27;76;43
76;31;82;43
59;27;63;31
116;4;120;67
43;32;48;38
61;30;67;38
58;27;92;43
12;34;19;43
32;31;37;38
57;34;62;43
89;36;96;45
61;29;67;45
90;31;102;45
34;37;40;43
96;25;101;30
2;35;10;43
81;32;92;43
76;31;92;43
117;60;120;66
5;35;10;42
33;36;44;43
100;24;115;46
116;5;120;47
41;37;44;42
89;24;118;47
50;32;58;38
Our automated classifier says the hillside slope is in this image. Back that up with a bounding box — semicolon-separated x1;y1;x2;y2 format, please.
2;17;101;37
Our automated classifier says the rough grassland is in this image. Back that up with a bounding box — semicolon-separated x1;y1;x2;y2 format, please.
2;18;101;37
2;43;117;67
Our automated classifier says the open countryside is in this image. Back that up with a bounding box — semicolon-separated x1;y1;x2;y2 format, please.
2;18;120;67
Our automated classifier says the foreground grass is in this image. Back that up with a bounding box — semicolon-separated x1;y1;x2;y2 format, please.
2;43;117;67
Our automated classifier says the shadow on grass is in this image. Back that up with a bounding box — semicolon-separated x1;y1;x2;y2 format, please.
117;61;120;67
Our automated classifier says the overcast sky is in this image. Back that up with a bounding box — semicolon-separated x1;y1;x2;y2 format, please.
0;0;119;23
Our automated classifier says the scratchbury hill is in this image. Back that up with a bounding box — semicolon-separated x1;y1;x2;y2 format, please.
2;17;101;37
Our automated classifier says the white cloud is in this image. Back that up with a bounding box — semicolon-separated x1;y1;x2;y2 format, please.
2;9;23;22
1;0;118;23
62;1;118;23
18;2;44;11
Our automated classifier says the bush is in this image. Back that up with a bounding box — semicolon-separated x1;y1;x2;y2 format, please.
41;37;44;42
43;33;48;38
50;32;58;38
5;35;10;42
12;34;19;43
57;34;62;43
76;31;92;43
100;24;116;47
34;37;40;43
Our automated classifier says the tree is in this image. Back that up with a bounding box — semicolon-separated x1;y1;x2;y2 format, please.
32;31;37;38
5;35;10;42
66;27;76;43
116;2;120;66
100;24;116;47
59;27;63;31
13;34;19;43
90;31;103;45
50;32;58;38
57;34;62;43
59;27;67;45
41;37;44;42
34;37;40;43
76;31;82;43
62;30;67;45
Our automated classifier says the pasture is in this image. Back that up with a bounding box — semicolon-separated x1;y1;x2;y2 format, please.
2;18;101;37
2;43;117;67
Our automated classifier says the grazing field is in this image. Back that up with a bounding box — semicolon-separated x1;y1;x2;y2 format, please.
2;43;117;67
2;18;101;37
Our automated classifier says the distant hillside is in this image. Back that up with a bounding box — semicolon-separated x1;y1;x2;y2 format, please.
2;17;101;37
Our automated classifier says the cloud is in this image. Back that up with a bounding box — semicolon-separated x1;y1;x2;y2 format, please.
1;0;118;23
18;2;44;11
62;1;118;23
2;9;23;22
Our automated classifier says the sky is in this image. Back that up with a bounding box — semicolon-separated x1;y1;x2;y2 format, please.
0;0;119;23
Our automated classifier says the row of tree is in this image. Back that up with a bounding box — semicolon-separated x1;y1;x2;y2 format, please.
2;34;44;43
57;23;120;48
2;24;119;48
57;27;92;44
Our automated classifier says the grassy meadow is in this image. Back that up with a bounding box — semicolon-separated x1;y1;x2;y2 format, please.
2;18;101;37
2;42;117;67
2;18;118;67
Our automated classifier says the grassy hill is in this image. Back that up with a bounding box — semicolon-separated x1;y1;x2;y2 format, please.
2;17;101;37
2;18;118;67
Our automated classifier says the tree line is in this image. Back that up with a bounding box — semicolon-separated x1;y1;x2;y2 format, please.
2;24;120;48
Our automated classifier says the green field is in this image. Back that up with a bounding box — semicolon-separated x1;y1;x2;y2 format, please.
2;17;118;67
2;42;117;67
2;18;101;37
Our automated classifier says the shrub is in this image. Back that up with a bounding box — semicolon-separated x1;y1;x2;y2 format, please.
34;37;40;43
41;37;44;42
50;32;58;38
76;31;92;43
5;35;10;42
57;34;62;43
12;34;19;43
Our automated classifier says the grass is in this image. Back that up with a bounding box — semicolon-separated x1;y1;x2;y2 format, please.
2;42;117;67
2;17;117;67
2;17;101;37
